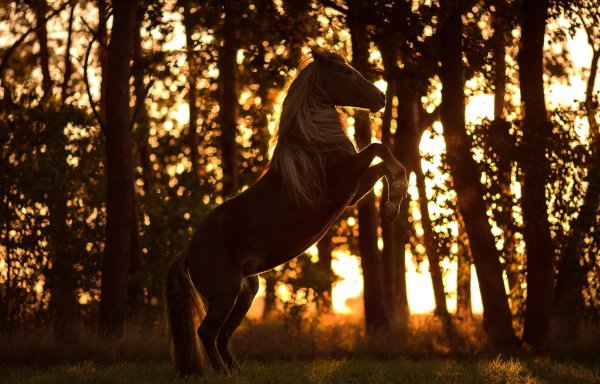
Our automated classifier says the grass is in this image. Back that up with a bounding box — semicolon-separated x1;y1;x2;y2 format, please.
1;315;598;383
2;358;599;384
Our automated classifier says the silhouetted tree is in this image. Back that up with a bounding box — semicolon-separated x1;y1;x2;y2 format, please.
181;0;201;178
99;0;140;334
518;0;555;347
456;213;472;319
438;0;514;348
218;0;241;198
347;2;390;331
316;231;335;313
554;0;600;341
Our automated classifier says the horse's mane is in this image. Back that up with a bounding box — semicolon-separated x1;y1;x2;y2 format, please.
268;50;354;207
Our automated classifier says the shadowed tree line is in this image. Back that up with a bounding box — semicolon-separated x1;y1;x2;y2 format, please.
0;0;598;353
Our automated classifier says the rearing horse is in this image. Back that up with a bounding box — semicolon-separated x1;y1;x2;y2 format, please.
166;49;408;377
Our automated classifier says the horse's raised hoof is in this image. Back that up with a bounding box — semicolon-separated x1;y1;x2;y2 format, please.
390;180;408;199
383;201;400;221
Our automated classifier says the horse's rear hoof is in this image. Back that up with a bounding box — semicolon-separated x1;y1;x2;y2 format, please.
383;202;400;221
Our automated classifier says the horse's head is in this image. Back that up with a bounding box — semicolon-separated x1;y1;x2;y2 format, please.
311;49;385;113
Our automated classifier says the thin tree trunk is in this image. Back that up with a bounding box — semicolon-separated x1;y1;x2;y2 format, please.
46;168;75;336
492;9;522;320
439;1;514;348
380;78;397;312
518;0;555;347
392;80;414;328
99;0;138;334
128;9;149;316
583;49;599;136
132;12;152;191
219;0;240;198
349;18;390;332
32;1;77;336
61;4;76;102
394;200;411;326
262;272;278;319
33;1;52;101
378;42;411;325
128;203;144;315
182;2;200;177
456;213;472;319
415;157;449;316
254;43;273;164
492;11;507;121
316;233;334;313
0;175;13;326
97;0;109;123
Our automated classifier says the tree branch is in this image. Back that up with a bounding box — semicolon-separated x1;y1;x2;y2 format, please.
0;0;72;81
61;4;76;102
130;79;154;130
81;10;112;131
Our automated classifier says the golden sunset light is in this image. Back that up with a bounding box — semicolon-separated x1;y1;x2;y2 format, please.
1;0;598;381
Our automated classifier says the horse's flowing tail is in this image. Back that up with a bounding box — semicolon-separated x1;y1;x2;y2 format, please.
166;251;206;377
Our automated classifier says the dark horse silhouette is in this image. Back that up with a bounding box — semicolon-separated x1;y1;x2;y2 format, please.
166;49;408;376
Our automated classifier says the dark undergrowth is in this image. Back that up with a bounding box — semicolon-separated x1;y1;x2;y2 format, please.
0;314;598;384
0;314;489;365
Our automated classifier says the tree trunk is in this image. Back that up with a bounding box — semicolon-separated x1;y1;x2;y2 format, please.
129;16;146;317
380;78;397;312
128;8;149;317
97;0;109;122
392;80;415;328
518;0;555;347
182;2;200;177
394;200;411;326
45;160;75;336
99;0;138;334
415;157;449;316
378;43;410;326
262;272;278;319
128;203;144;315
219;0;240;198
492;9;523;322
33;1;52;101
61;4;76;102
316;233;334;313
0;183;14;326
132;12;152;191
554;46;600;340
439;1;514;348
456;213;472;319
350;18;390;332
492;10;507;121
32;1;78;336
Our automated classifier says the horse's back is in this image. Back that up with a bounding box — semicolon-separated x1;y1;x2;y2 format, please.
186;168;352;280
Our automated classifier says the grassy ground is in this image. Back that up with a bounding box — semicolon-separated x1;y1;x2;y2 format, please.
2;316;598;383
2;358;599;384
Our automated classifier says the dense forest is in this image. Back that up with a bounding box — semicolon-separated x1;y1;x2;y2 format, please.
0;0;598;370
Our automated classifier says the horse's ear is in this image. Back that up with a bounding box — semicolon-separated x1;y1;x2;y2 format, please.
311;49;328;64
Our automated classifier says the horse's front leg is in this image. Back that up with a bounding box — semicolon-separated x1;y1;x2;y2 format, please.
337;143;408;220
349;163;391;206
370;144;409;220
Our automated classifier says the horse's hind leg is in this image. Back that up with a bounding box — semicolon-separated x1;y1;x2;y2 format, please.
197;277;242;375
217;275;259;372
